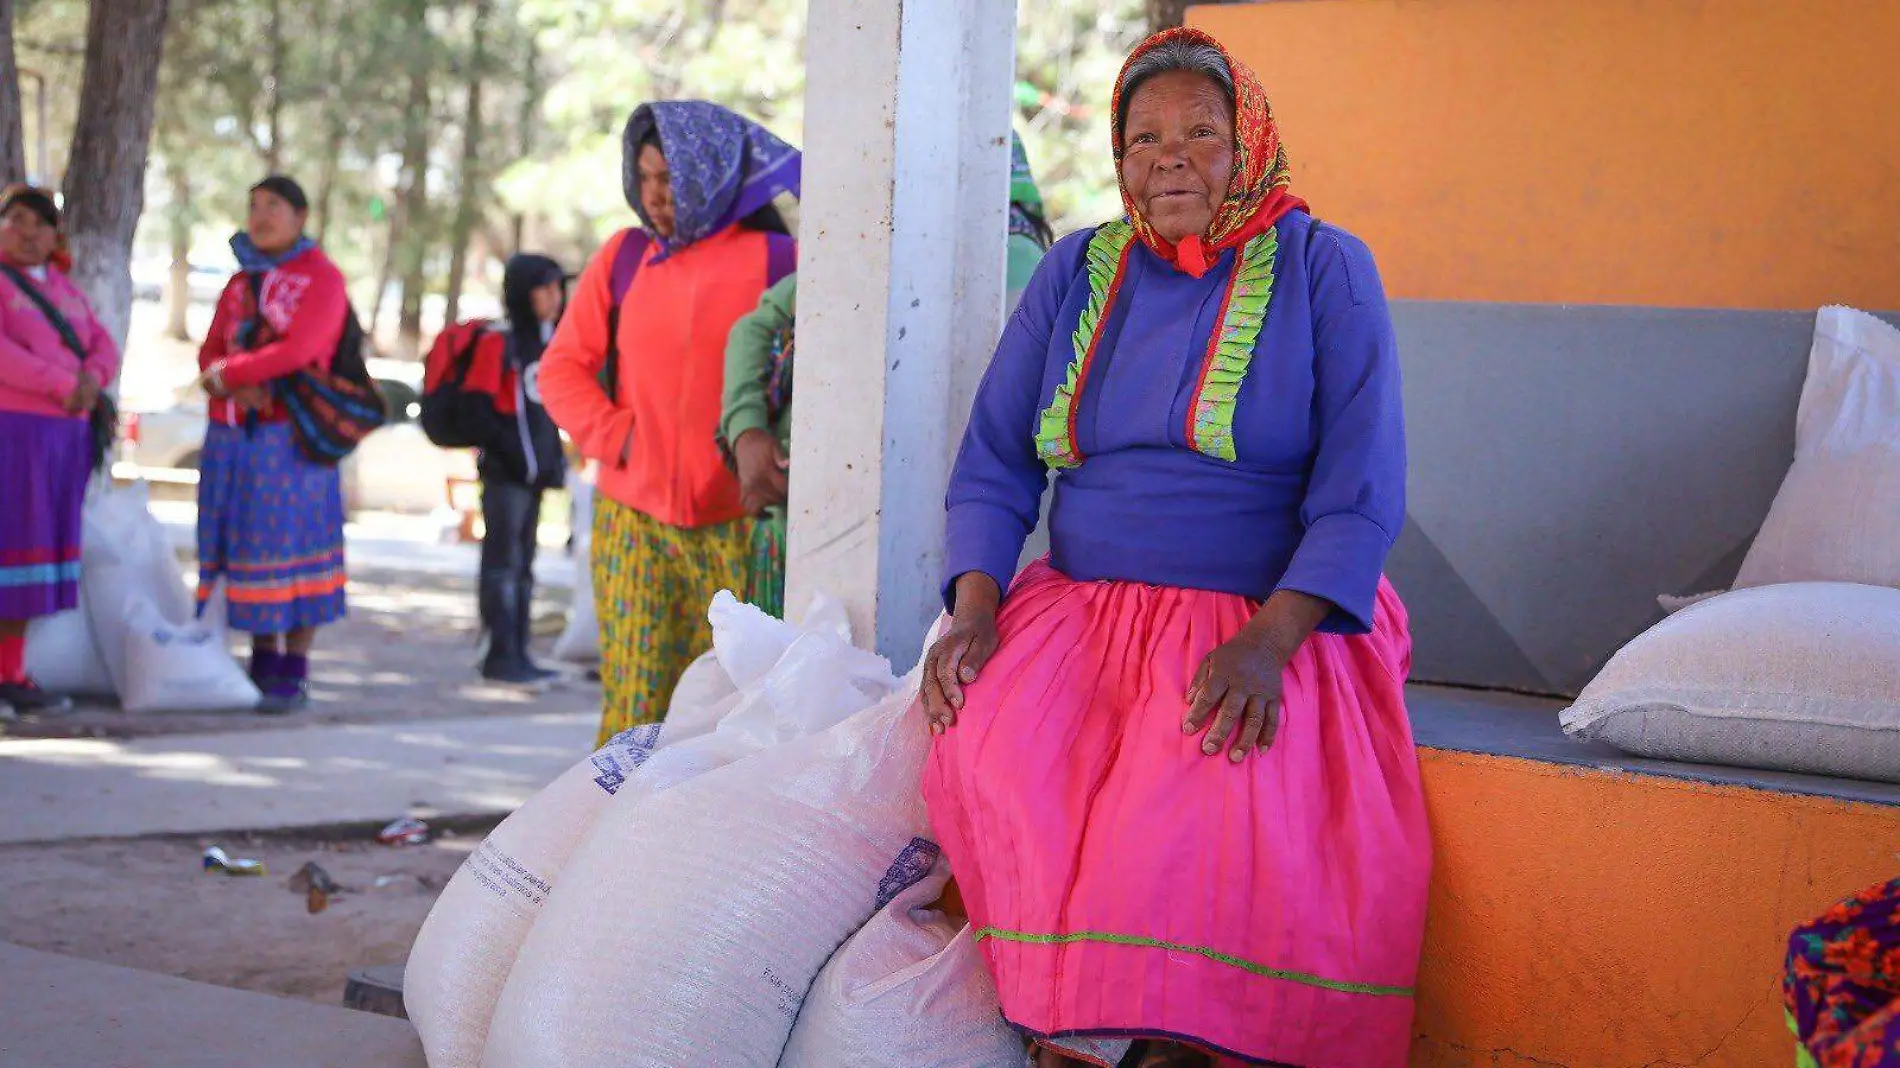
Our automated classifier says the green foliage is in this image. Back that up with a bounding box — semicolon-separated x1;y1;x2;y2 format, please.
16;0;1147;311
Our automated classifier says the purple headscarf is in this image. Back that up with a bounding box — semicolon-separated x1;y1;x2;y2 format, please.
622;101;801;258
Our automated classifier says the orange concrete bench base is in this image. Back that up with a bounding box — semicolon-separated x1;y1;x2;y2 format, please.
1411;747;1898;1067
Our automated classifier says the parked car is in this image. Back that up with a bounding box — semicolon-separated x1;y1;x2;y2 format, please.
130;260;233;305
117;359;462;514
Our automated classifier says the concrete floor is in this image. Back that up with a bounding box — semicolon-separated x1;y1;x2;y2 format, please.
0;711;594;845
0;941;426;1068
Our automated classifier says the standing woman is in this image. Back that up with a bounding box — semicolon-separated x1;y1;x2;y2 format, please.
540;102;798;745
0;185;119;716
196;176;351;714
718;130;1053;619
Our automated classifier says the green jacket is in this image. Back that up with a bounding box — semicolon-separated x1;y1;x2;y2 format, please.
720;272;798;455
720;235;1046;455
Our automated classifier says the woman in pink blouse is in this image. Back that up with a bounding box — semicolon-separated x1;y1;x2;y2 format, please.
0;184;120;716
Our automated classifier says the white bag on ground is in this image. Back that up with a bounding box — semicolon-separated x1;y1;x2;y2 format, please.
780;859;1022;1068
24;610;113;697
1562;582;1900;782
407;595;835;1068
118;596;260;713
484;641;930;1068
551;480;597;664
81;482;194;694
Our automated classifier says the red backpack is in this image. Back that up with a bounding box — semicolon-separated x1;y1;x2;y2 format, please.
419;319;498;449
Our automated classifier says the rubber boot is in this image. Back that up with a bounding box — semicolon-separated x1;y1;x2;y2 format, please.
480;569;541;684
514;570;558;682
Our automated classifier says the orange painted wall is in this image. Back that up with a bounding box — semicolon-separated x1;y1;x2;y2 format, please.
1411;750;1900;1068
1190;1;1900;311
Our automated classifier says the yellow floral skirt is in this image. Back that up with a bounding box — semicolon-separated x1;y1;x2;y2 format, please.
591;496;778;746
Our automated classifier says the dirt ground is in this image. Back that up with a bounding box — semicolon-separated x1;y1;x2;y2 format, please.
0;828;492;1006
0;529;592;1010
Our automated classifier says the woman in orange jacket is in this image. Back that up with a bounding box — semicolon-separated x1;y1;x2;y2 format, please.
539;101;797;744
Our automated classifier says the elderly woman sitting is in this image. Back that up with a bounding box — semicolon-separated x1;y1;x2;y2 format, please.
921;28;1430;1068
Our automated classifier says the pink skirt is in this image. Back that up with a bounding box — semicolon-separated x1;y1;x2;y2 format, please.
922;562;1430;1067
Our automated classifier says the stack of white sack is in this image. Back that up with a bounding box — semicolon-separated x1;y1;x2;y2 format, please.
483;617;999;1068
405;592;871;1068
26;481;254;711
779;855;1027;1068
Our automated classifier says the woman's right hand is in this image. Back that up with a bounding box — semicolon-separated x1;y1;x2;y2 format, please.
733;428;789;517
63;371;100;414
922;573;1003;734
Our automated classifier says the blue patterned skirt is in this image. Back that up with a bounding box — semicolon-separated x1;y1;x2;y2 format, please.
196;421;347;634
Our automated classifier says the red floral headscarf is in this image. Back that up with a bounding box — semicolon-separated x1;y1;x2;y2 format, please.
1112;28;1307;278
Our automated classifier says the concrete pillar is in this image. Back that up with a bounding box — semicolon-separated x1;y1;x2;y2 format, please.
787;0;1018;667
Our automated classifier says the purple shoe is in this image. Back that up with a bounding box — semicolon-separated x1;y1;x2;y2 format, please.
256;652;310;715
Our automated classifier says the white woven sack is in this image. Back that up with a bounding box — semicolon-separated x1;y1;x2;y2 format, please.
484;638;931;1068
405;724;670;1068
551;480;598;664
80;481;194;696
117;595;259;714
780;858;1023;1068
407;596;796;1068
24;610;112;697
1562;583;1900;782
1736;306;1900;589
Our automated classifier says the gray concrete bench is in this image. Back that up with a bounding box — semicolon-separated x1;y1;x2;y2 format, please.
0;942;425;1068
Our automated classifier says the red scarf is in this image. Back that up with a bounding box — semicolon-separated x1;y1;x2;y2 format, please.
1112;28;1308;278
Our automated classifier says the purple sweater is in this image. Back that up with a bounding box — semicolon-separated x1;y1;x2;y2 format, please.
942;210;1404;634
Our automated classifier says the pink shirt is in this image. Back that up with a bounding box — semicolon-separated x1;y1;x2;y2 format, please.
0;259;120;419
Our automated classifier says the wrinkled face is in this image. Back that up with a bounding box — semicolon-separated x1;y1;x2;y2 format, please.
530;280;564;322
247;189;307;255
1119;69;1236;245
637;143;675;239
0;203;58;267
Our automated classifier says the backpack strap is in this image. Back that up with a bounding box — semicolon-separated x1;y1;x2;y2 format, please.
601;229;651;403
448;321;493;389
764;232;796;287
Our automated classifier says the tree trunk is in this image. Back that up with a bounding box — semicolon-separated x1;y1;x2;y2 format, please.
394;0;431;357
311;7;348;246
1146;0;1200;32
368;207;396;337
442;0;490;326
312;119;347;245
64;0;173;354
264;0;284;171
165;162;191;339
0;0;23;186
508;37;538;256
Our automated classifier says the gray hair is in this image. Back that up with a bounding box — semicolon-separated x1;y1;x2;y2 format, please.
1117;39;1235;135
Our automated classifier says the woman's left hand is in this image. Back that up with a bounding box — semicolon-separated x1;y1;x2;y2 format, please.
229;385;271;412
1183;628;1290;762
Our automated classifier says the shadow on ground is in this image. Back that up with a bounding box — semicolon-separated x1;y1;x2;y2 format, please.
6;563;598;740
